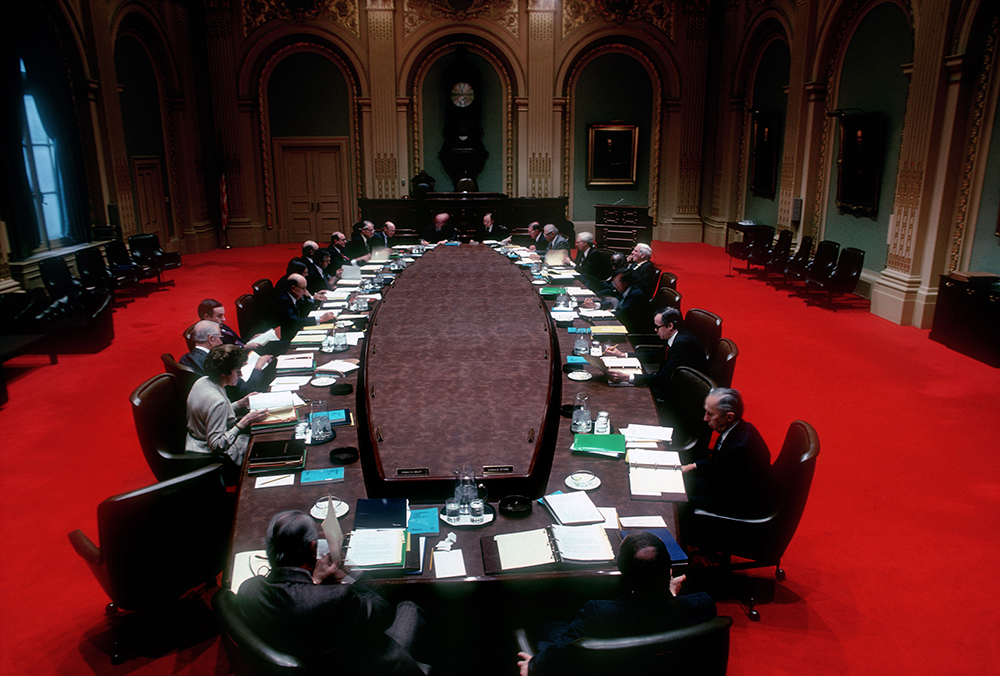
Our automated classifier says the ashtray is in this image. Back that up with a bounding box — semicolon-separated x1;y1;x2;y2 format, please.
329;446;359;464
499;495;533;518
329;383;353;396
560;404;575;418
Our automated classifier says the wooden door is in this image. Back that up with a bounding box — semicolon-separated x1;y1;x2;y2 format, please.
277;141;350;243
132;158;170;242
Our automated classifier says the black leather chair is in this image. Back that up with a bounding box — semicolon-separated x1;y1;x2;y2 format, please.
107;239;156;283
684;308;722;364
161;352;200;398
787;240;839;287
68;463;230;663
686;420;820;619
657;366;715;460
728;225;770;272
585;248;616;282
515;616;733;676
769;235;813;286
252;279;276;327
236;293;265;339
653;287;682;313
76;247;137;301
657;270;678;291
805;247;865;308
214;589;307;676
751;229;792;277
129;233;181;284
183;322;197;352
39;256;83;299
130;373;216;481
707;338;738;389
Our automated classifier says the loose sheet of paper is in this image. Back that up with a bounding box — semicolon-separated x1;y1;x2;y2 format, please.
345;529;405;567
494;529;556;570
433;549;467;579
618;515;668;528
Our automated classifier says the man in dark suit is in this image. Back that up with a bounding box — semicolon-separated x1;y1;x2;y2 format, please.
181;320;273;398
605;307;707;400
271;274;336;341
474;212;508;242
526;221;547;253
197;298;256;349
238;510;430;675
627;243;659;299
348;221;376;258
516;531;716;676
602;268;653;335
574;232;599;277
681;387;773;518
421;212;457;243
327;231;369;274
370;221;396;249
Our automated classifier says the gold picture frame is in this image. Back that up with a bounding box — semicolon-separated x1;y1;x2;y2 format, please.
587;124;638;187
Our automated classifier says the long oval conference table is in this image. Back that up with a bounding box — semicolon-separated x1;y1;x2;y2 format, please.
226;244;680;589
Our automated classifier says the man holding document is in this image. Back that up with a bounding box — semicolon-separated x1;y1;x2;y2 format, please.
237;510;431;675
516;531;715;675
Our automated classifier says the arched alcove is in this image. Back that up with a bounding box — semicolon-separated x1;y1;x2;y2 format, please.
744;38;790;226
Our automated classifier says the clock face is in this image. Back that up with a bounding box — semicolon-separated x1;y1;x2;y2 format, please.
450;82;475;108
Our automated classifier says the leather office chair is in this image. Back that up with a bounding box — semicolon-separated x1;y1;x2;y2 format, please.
236;293;264;339
585;248;616;282
657;366;715;460
769;235;813;286
183;322;197;352
108;239;157;283
686;420;820;619
38;256;83;300
657;270;678;291
67;463;230;663
130;372;216;481
653;287;682;313
727;225;766;272
740;225;775;274
684;308;723;364
787;240;838;286
805;247;865;308
252;278;276;327
515;616;733;676
76;247;137;302
707;338;738;389
214;589;307;676
161;352;200;398
752;229;792;278
128;233;181;284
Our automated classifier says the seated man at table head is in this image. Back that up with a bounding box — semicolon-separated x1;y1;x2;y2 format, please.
516;531;716;676
605;307;706;399
421;212;457;244
272;273;336;341
185;344;267;471
680;387;773;518
237;510;431;675
473;211;509;243
182;320;273;399
525;221;547;253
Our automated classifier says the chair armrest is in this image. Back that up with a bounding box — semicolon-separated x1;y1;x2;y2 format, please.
691;508;778;525
514;628;534;657
68;529;101;565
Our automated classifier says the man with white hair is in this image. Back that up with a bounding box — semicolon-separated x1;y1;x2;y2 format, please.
543;223;570;251
180;320;273;398
574;232;599;277
627;242;658;298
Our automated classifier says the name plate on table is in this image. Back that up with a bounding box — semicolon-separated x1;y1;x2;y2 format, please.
359;245;561;501
397;467;429;476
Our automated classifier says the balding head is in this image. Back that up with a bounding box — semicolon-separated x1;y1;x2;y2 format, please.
303;241;318;257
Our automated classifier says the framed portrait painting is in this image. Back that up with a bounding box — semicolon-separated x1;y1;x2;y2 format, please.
750;112;780;199
836;112;884;218
587;124;638;187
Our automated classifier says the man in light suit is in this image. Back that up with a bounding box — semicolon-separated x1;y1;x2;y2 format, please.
238;510;431;675
543;223;570;251
681;387;773;518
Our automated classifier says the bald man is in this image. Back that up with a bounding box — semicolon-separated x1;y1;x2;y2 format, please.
272;273;336;341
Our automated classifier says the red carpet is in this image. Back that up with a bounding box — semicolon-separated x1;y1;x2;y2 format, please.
1;241;997;675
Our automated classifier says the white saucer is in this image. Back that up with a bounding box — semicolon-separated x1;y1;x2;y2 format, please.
311;376;337;387
532;279;545;285
310;498;349;520
568;371;592;381
565;471;601;491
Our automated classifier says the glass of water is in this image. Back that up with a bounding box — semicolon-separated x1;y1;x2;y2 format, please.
445;498;461;524
469;499;485;524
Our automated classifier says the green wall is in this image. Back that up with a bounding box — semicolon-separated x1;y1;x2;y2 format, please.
825;2;913;271
744;40;790;226
115;36;164;159
572;53;652;222
421;51;503;192
268;51;349;137
969;104;1000;273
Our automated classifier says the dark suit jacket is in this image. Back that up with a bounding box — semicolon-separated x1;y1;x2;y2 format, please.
474;223;508;242
347;234;373;259
631;260;659;299
180;347;270;400
237;567;425;676
615;285;654;335
531;233;548;253
370;231;392;249
634;327;707;400
529;591;716;675
689;419;773;518
302;258;330;294
271;290;320;341
574;247;599;277
327;245;352;273
422;222;457;243
218;322;244;347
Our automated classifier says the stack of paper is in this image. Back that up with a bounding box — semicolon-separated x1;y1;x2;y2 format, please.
542;490;604;525
248;391;304;432
627;449;686;501
590;324;627;336
276;353;315;374
290;331;326;346
620;424;673;444
344;529;407;569
315;360;359;375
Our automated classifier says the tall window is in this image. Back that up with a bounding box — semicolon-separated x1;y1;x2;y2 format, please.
20;59;70;249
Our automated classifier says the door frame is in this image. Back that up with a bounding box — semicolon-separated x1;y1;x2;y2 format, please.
272;137;353;244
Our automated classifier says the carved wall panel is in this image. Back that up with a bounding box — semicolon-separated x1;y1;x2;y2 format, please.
243;0;359;38
403;0;518;39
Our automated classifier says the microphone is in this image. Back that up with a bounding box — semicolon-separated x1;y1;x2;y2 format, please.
612;198;625;205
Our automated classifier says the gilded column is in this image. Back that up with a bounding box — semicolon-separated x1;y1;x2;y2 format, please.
366;0;398;198
526;0;556;198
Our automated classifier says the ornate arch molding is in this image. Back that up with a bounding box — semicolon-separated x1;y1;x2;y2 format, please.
559;40;670;215
238;29;366;100
404;34;520;192
731;14;790;101
948;2;1000;271
252;41;363;229
808;0;914;246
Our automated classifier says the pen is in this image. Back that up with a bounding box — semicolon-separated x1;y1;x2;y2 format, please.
259;475;288;486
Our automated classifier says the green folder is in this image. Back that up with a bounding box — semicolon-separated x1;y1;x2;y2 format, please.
539;286;568;296
571;433;626;458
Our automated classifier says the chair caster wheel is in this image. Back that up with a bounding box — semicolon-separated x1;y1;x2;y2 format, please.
748;608;760;621
104;602;117;617
776;568;786;581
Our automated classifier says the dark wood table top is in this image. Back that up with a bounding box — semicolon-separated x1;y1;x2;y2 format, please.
226;244;679;587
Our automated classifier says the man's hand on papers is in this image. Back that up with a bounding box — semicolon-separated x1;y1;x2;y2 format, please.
603;345;625;358
254;355;273;370
313;553;348;585
319;312;336;323
606;369;630;384
314;290;330;301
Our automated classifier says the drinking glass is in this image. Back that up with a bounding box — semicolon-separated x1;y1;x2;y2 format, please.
570;393;592;433
470;499;485;524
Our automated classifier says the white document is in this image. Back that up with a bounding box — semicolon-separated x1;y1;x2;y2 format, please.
336;279;362;286
602;357;642;369
566;287;595;296
550;524;615;562
627;449;681;468
598;507;620;529
579;308;615;318
231;550;269;593
248;391;295;411
433;549;467;579
330;290;352;300
550;311;579;322
249;328;279;346
345;529;405;567
322;301;348;309
254;474;295;489
494;529;556;571
316;360;360;374
308;309;338;318
277;354;315;368
621;424;674;443
543;490;604;525
345;331;366;346
618;515;668;528
629;467;686;498
240;351;262;381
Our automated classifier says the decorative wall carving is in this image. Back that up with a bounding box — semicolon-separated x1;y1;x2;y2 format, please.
403;0;518;39
563;0;672;40
243;0;359;38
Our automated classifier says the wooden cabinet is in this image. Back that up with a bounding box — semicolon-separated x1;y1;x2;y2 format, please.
594;204;652;253
929;274;1000;367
